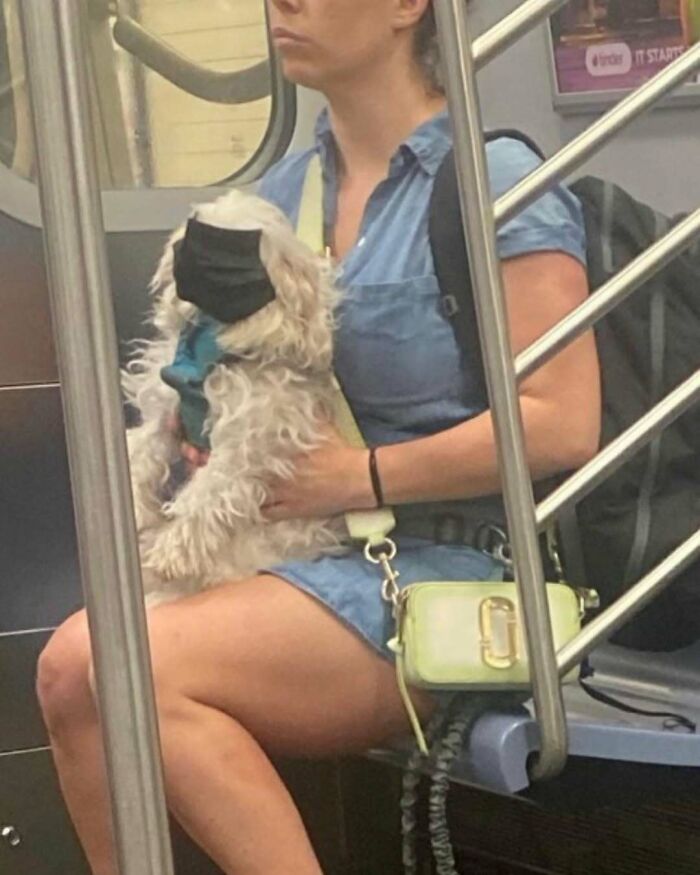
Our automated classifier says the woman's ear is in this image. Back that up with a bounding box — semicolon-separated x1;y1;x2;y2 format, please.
393;0;432;31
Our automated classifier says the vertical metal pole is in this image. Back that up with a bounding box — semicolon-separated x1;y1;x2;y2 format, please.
434;0;568;780
19;3;175;873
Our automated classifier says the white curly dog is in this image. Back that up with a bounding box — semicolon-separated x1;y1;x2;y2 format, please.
123;189;348;604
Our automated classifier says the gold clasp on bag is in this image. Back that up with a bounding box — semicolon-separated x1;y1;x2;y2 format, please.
576;587;601;618
479;597;519;669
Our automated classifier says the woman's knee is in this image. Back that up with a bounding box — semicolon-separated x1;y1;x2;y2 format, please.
36;610;95;734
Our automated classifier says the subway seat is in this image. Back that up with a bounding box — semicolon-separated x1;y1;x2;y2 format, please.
367;640;700;793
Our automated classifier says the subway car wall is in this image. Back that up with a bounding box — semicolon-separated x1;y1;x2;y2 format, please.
1;1;699;874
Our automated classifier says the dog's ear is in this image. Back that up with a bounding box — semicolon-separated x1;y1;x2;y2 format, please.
150;224;197;335
265;236;336;370
218;226;336;372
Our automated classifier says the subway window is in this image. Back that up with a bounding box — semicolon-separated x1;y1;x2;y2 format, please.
0;0;293;189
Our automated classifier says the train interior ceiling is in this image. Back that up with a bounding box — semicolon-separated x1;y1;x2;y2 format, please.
1;0;699;873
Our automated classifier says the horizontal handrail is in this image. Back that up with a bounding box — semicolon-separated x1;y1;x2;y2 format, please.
537;370;700;530
438;0;700;785
516;205;700;380
477;0;700;72
494;41;700;227
473;0;569;69
112;16;271;104
558;528;700;677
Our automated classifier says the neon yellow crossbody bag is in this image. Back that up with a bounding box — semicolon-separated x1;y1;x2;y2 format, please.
296;154;596;754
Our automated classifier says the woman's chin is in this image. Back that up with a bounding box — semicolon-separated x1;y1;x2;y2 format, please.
277;59;325;92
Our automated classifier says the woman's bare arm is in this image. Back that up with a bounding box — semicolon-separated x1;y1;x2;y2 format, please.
249;250;602;520
374;250;601;505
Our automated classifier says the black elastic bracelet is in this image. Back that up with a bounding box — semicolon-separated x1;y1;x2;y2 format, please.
368;447;385;509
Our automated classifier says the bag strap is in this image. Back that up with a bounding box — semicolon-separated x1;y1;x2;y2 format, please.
297;156;433;748
296;153;325;255
429;128;545;392
297;154;396;547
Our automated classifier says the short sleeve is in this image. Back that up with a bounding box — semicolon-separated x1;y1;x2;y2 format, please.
486;138;587;267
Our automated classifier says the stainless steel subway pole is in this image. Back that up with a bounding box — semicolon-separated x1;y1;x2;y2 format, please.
434;0;568;781
19;4;175;874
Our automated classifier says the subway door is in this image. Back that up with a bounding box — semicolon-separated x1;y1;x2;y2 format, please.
0;1;328;872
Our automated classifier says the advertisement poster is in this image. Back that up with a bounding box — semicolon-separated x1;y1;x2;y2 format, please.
549;0;700;110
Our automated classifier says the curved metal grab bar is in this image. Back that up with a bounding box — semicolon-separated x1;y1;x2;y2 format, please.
435;0;569;782
435;0;700;782
112;15;271;104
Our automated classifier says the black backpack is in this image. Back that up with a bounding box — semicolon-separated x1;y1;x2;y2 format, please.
430;133;700;650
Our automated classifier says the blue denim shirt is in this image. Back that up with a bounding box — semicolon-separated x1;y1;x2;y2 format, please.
258;109;586;446
165;109;587;450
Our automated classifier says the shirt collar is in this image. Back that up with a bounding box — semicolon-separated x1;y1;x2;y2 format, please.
314;107;452;177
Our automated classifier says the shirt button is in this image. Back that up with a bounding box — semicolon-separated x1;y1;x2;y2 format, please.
357;237;366;248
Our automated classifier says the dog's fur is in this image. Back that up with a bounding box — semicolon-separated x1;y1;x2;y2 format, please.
123;189;348;604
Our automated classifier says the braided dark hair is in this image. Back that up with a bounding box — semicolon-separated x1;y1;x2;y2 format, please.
414;1;473;94
414;3;443;94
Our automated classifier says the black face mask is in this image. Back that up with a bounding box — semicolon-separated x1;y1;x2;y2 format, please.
173;219;276;324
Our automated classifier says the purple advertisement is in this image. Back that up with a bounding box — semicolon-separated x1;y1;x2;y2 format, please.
551;0;695;97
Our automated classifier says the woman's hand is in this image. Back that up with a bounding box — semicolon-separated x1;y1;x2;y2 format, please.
263;428;375;521
181;442;210;473
167;414;210;475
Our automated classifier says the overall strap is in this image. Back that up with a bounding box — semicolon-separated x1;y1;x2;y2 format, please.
297;153;325;256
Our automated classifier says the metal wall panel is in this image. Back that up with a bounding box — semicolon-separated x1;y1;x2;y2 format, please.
0;214;56;386
0;631;50;753
0;214;170;388
0;748;224;875
107;229;168;362
0;386;82;633
0;748;90;875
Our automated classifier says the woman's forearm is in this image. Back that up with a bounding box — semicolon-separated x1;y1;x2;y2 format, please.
374;394;598;506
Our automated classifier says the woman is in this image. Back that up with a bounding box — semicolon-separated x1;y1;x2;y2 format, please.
36;1;600;873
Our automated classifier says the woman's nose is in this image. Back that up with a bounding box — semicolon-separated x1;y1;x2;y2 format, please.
268;0;302;14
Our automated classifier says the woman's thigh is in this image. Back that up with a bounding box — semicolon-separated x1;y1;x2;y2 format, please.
146;575;435;758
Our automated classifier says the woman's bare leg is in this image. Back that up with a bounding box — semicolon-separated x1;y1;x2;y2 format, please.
37;575;436;875
35;612;118;874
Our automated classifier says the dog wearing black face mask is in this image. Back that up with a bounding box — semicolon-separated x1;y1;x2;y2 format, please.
123;190;346;604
